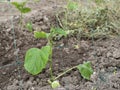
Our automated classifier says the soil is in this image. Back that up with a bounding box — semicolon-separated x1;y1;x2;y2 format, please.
0;0;120;90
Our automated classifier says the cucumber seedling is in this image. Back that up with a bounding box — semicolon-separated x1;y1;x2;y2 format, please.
24;27;93;88
12;1;93;89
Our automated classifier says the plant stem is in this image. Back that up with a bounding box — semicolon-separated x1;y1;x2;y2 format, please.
20;12;23;29
65;2;68;29
54;65;77;80
64;0;69;30
48;38;54;81
49;51;54;81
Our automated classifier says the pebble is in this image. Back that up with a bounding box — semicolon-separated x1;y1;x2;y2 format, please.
33;81;37;85
106;52;112;57
13;80;19;85
25;81;33;89
90;72;98;82
113;49;120;59
43;16;49;22
2;72;6;75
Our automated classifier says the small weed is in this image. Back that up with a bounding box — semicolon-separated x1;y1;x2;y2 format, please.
25;27;93;88
57;0;120;39
11;1;31;30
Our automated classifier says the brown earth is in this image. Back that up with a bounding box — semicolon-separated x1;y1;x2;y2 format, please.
0;0;120;90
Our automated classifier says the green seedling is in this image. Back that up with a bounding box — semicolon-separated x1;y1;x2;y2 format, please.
24;26;93;88
11;1;31;14
11;1;93;89
11;1;31;30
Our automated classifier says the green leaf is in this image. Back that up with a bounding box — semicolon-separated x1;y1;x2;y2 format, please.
67;1;78;11
21;7;31;13
12;2;21;9
51;27;67;37
26;22;33;32
12;2;20;7
34;31;47;39
34;0;41;2
11;2;31;13
77;61;93;80
51;81;60;89
24;46;51;75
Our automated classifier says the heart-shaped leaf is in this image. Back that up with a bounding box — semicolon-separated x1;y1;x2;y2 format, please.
24;46;51;75
77;61;93;80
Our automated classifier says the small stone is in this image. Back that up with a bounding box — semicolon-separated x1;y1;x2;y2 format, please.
2;72;6;75
6;28;11;32
36;78;40;83
113;83;119;89
63;48;69;53
31;87;35;90
13;80;19;85
107;52;112;57
13;48;19;56
90;72;98;82
26;81;33;88
113;49;120;59
43;16;49;22
33;81;37;85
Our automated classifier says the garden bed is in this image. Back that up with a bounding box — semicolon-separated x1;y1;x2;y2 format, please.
0;0;120;90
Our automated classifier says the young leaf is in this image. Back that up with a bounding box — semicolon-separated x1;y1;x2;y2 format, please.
26;22;33;32
34;31;47;39
77;61;93;80
11;2;31;13
51;27;67;37
20;7;31;13
11;2;21;9
51;81;60;89
24;46;51;75
34;0;41;2
67;1;78;11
